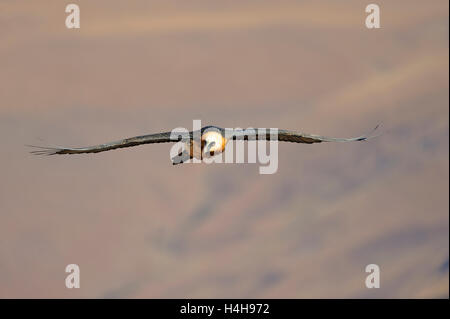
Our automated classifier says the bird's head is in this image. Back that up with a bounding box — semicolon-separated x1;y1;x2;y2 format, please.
201;131;227;157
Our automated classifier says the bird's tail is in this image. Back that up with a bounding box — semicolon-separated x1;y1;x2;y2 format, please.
172;150;191;165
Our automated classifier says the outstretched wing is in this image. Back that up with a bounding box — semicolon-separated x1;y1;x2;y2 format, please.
230;124;381;144
29;131;181;155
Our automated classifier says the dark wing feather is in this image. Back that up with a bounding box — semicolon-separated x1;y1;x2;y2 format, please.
230;125;380;144
28;131;180;155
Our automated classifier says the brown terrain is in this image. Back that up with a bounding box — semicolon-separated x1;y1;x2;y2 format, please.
0;0;448;298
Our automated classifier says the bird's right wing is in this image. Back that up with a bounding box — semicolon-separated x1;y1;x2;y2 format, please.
29;131;181;155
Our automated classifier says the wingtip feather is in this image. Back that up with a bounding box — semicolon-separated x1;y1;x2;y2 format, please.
27;145;64;155
363;123;383;140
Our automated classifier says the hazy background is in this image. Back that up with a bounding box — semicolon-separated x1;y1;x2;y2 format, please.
0;0;448;298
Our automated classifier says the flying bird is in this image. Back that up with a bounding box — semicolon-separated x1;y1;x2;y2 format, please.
29;125;380;165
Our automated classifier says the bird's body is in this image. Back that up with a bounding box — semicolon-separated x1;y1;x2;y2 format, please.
184;130;227;159
29;125;380;165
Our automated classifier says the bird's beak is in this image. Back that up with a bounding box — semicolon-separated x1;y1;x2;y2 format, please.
204;141;215;154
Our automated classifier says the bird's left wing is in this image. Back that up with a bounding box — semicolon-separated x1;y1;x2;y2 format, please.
229;125;381;144
28;131;181;155
277;124;381;144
